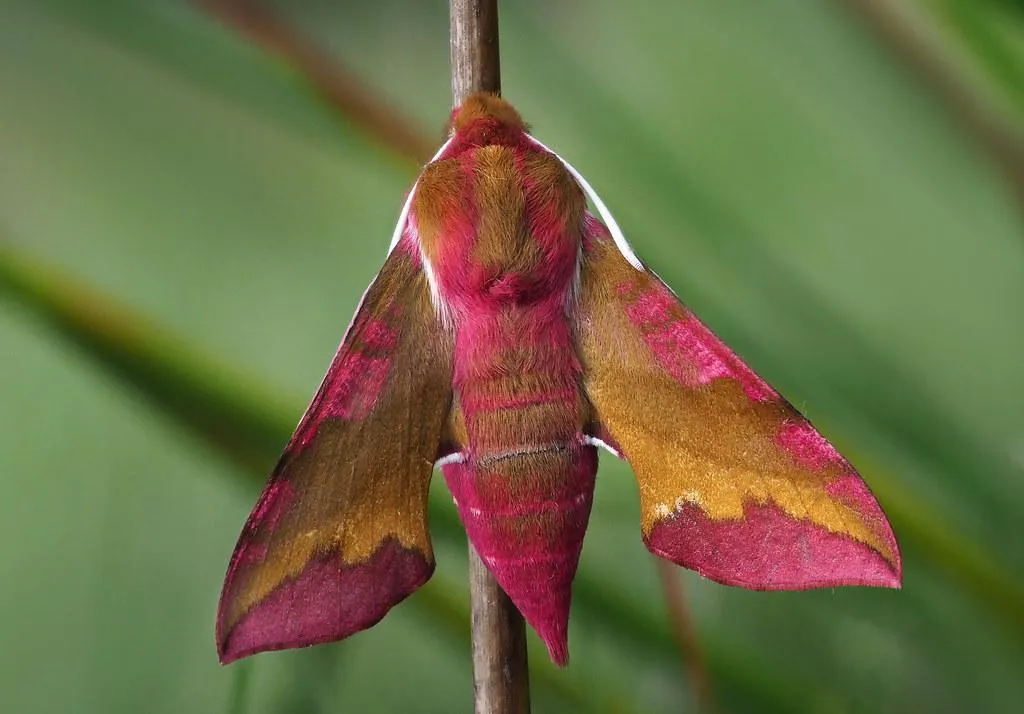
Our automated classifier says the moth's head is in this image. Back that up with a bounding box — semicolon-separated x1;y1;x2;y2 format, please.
449;93;529;145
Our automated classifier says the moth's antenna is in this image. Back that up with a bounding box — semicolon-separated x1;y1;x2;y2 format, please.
526;135;644;271
387;136;456;255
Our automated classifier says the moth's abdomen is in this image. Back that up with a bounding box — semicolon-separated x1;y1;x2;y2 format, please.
442;312;596;665
442;447;595;665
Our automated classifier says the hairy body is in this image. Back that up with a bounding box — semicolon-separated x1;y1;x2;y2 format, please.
414;128;597;659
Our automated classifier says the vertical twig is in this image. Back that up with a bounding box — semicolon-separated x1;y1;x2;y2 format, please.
450;3;530;714
468;550;531;714
450;0;502;104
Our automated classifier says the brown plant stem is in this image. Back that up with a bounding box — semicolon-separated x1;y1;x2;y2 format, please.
197;0;434;163
655;560;718;714
450;0;502;106
468;550;531;714
449;2;529;713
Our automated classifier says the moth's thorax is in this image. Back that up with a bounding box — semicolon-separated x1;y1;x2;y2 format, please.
411;142;585;319
449;93;528;147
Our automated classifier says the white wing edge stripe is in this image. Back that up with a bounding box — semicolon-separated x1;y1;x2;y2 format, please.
525;134;644;272
420;254;452;329
584;435;622;459
386;136;455;255
435;452;467;468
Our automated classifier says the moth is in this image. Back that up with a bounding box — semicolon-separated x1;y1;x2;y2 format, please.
217;93;901;666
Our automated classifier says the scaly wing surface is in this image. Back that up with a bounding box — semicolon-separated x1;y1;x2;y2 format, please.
575;226;901;590
217;243;453;662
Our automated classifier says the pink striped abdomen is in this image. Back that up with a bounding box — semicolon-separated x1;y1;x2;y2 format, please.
442;314;596;665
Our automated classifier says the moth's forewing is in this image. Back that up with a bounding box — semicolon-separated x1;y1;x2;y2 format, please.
216;243;453;663
575;228;901;590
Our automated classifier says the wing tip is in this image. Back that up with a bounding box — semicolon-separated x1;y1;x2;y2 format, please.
216;539;434;664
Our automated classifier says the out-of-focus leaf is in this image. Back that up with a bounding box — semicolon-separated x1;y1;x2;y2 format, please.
4;1;1023;713
932;0;1024;117
0;239;288;473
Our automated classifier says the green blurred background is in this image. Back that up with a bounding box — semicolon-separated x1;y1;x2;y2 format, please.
2;1;1023;712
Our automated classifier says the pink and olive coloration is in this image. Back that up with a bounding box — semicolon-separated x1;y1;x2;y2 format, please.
216;93;901;667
